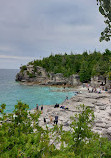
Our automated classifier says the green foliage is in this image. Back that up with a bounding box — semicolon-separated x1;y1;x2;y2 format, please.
0;102;51;158
19;49;111;82
29;73;36;78
97;0;111;41
20;65;27;72
71;105;94;147
79;61;91;82
92;60;109;76
1;103;111;157
27;71;36;78
60;105;111;157
60;105;95;156
108;72;111;80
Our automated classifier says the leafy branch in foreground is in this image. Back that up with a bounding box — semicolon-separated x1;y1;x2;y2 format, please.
0;101;52;158
97;0;111;41
56;104;111;158
0;102;111;158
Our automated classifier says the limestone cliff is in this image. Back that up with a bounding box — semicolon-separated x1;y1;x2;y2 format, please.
16;64;81;86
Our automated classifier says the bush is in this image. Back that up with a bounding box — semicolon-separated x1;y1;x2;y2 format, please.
0;103;111;157
20;65;27;72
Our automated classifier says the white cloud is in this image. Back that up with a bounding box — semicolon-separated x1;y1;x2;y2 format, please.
0;0;110;68
0;54;37;60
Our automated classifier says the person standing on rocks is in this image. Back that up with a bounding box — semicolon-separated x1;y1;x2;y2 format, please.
44;118;46;123
54;116;58;125
49;115;53;123
41;105;43;113
36;104;38;110
109;98;111;109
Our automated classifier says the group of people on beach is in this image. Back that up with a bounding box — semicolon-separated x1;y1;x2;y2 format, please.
36;104;59;125
54;102;69;110
88;87;101;94
44;115;58;125
36;104;43;111
84;83;108;94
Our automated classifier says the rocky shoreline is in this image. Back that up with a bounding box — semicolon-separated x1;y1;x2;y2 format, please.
16;65;81;87
31;86;111;140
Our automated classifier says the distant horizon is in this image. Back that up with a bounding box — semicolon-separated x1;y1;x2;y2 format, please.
0;68;19;70
1;48;111;69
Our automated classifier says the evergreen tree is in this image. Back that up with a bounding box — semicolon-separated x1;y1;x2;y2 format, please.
79;61;91;82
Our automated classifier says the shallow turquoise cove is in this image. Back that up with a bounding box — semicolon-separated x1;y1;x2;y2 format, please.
0;69;76;113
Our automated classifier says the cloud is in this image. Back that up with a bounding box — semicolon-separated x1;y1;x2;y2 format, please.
0;54;36;60
0;0;110;68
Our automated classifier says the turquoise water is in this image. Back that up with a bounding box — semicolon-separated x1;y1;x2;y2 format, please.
0;69;76;113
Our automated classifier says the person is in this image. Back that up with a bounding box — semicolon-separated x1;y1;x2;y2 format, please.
44;118;46;123
54;103;59;108
60;105;65;109
40;105;43;114
94;87;97;93
105;87;108;91
54;116;58;125
36;104;38;110
41;105;43;111
66;96;68;100
98;89;101;94
49;115;53;123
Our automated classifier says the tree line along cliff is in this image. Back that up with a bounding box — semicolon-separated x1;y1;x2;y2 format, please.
16;49;111;86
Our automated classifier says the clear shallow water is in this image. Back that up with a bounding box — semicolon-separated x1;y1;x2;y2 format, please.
0;69;76;113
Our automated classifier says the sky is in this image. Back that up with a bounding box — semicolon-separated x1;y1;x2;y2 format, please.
0;0;110;69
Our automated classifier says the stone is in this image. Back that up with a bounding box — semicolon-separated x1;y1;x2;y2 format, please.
95;123;106;128
108;110;111;116
95;120;103;124
105;123;111;129
102;129;111;140
107;127;111;133
99;106;106;110
95;103;106;106
68;74;81;86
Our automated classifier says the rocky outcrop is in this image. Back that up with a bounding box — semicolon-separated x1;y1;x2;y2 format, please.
48;73;67;85
68;74;81;86
91;75;106;87
16;65;81;86
16;65;48;84
91;75;111;89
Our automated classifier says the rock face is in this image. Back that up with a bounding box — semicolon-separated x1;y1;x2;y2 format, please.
16;65;48;84
69;74;81;86
16;65;81;86
91;76;106;87
91;75;111;89
48;73;67;85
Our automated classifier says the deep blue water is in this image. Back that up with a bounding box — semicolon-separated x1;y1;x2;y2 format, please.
0;69;75;113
